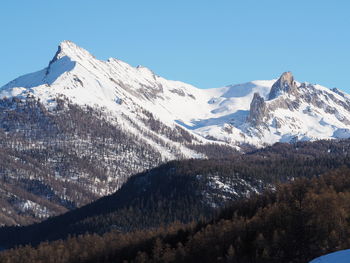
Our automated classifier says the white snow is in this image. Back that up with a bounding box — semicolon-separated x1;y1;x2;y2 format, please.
1;40;350;149
18;200;50;219
310;249;350;263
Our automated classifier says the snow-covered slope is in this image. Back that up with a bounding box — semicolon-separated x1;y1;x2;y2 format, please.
1;41;215;159
1;40;350;149
0;41;212;125
310;249;350;263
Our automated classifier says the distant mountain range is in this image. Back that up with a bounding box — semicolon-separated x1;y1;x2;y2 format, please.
0;41;350;225
2;41;350;147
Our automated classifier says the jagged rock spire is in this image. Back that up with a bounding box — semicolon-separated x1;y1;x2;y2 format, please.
247;92;268;126
268;71;297;100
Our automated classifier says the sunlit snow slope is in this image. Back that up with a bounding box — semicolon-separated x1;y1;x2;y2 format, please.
2;40;350;148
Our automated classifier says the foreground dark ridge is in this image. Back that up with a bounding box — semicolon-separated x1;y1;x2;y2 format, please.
1;167;350;262
0;138;350;250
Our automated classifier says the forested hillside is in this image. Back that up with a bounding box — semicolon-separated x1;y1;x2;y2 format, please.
2;167;350;262
1;138;350;251
0;96;237;226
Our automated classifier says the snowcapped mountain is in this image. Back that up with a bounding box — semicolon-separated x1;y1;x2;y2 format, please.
1;40;350;225
0;41;237;225
2;40;350;149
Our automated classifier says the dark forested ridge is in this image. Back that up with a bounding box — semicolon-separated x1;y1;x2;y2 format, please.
2;167;350;262
1;138;350;251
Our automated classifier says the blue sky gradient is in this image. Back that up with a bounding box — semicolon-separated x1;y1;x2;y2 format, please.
1;0;349;91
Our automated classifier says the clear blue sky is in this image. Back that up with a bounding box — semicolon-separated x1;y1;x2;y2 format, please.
1;0;349;91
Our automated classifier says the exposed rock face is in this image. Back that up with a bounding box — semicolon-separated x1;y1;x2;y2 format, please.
331;87;347;98
247;92;268;126
268;71;298;100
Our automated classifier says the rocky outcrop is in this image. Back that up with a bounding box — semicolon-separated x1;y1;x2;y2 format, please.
247;92;268;126
331;87;346;98
268;71;298;100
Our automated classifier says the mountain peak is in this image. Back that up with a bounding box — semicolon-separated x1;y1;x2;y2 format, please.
58;40;81;53
49;40;94;66
268;71;297;100
280;71;294;81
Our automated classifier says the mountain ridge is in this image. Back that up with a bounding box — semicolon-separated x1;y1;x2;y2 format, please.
1;41;350;148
